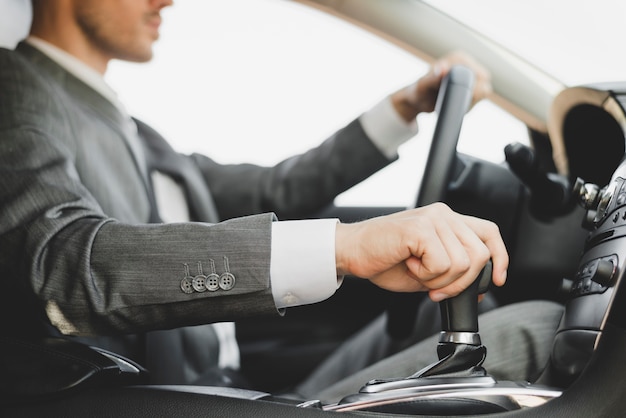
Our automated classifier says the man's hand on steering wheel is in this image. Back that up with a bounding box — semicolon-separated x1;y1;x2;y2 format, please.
390;50;493;122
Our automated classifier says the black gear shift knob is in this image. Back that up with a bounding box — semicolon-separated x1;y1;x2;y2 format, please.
409;261;493;378
439;260;492;343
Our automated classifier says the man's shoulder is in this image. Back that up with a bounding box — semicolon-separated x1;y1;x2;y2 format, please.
0;45;33;74
0;44;54;94
0;45;67;131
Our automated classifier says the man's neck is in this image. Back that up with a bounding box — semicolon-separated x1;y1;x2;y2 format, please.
25;36;121;110
28;34;110;75
29;9;110;75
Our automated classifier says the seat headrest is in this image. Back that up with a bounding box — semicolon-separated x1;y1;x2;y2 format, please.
0;0;32;49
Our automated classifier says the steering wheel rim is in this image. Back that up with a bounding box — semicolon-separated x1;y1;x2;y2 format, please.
415;65;476;208
386;65;476;340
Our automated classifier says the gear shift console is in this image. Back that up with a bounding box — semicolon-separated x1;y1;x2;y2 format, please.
413;261;492;378
355;261;495;391
325;261;562;414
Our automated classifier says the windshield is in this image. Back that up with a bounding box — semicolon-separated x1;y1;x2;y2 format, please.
424;0;626;86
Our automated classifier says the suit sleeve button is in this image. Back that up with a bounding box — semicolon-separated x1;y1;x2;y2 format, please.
192;275;207;292
219;273;236;290
180;277;194;294
206;273;220;291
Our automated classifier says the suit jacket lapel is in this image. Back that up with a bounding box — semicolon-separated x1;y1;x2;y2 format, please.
134;118;220;223
16;42;162;223
16;43;220;224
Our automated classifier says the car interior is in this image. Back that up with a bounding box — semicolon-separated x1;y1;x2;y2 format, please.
2;0;626;416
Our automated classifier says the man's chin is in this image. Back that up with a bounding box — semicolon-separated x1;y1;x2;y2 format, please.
118;48;154;64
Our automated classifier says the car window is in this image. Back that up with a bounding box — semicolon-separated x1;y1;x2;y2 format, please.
425;0;626;87
106;0;528;207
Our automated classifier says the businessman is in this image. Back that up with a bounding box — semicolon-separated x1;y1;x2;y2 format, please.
0;0;557;401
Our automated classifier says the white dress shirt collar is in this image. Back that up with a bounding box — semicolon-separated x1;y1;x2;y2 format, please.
26;36;126;113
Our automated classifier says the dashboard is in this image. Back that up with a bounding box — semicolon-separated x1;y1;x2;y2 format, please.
547;83;626;385
548;84;626;186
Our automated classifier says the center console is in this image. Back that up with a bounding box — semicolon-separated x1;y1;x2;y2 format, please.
322;263;563;414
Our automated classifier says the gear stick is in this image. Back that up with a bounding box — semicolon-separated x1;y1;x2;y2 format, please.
411;260;493;378
329;260;563;412
334;260;497;403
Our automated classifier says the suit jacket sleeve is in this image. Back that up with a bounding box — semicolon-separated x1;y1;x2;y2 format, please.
189;119;395;221
0;48;279;337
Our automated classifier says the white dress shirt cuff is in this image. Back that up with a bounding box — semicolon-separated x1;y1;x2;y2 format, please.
271;219;341;309
359;96;419;159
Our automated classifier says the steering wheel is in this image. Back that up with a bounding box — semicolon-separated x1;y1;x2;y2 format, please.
415;64;476;207
386;65;476;340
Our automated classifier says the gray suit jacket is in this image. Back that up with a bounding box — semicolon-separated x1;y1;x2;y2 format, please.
0;43;392;343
